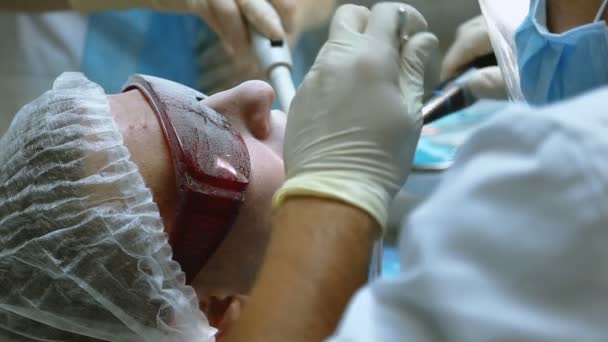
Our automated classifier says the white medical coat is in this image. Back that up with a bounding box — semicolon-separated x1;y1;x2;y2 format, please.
0;10;212;137
330;88;608;341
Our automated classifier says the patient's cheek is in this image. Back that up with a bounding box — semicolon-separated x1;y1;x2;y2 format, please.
244;139;284;215
227;137;284;278
239;110;287;225
191;136;283;295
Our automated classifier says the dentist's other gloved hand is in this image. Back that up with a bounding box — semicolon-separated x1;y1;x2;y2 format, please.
274;3;438;229
197;0;339;95
69;0;293;57
442;15;508;100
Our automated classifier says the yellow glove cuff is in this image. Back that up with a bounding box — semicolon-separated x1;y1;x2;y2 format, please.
272;172;390;232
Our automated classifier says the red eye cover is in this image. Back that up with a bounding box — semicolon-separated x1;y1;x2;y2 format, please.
123;75;251;284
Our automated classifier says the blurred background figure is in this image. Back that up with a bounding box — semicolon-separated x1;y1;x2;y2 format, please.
0;1;337;136
0;0;485;137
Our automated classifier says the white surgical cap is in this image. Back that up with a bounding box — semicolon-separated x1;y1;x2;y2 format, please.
0;73;215;341
479;0;530;101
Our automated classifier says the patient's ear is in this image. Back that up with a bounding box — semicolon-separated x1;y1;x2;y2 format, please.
108;91;178;234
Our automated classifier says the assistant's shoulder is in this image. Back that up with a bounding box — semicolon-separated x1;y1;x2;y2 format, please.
429;89;608;234
388;89;608;341
480;87;608;147
460;88;608;173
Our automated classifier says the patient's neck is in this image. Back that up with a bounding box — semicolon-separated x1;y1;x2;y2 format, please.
547;0;607;33
108;90;177;234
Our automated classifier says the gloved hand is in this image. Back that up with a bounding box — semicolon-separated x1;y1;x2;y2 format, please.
273;3;438;229
442;15;508;100
69;0;294;58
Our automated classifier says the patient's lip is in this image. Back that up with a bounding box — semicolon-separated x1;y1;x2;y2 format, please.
217;296;248;342
200;294;249;342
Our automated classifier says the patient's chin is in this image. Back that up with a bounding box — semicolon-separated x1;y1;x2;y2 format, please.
199;295;248;341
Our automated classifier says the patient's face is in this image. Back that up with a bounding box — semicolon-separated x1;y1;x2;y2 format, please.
196;82;286;335
109;80;286;328
194;81;286;294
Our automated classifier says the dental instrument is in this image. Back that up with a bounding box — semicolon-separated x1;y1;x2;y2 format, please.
421;53;498;125
249;30;296;112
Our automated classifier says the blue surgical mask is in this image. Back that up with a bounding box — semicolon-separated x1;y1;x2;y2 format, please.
515;0;608;105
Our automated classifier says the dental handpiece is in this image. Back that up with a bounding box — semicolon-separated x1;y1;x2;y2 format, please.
421;69;478;124
421;53;498;125
250;30;296;112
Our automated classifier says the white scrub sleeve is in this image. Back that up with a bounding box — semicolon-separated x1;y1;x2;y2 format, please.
330;91;608;341
0;73;215;342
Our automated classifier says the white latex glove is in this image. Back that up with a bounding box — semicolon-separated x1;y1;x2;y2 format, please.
442;15;508;100
69;0;294;57
465;66;508;99
273;3;438;229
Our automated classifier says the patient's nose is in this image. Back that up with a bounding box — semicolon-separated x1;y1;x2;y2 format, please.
201;80;275;140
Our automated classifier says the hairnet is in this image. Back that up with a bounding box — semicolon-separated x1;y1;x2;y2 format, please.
0;73;215;341
479;0;529;101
